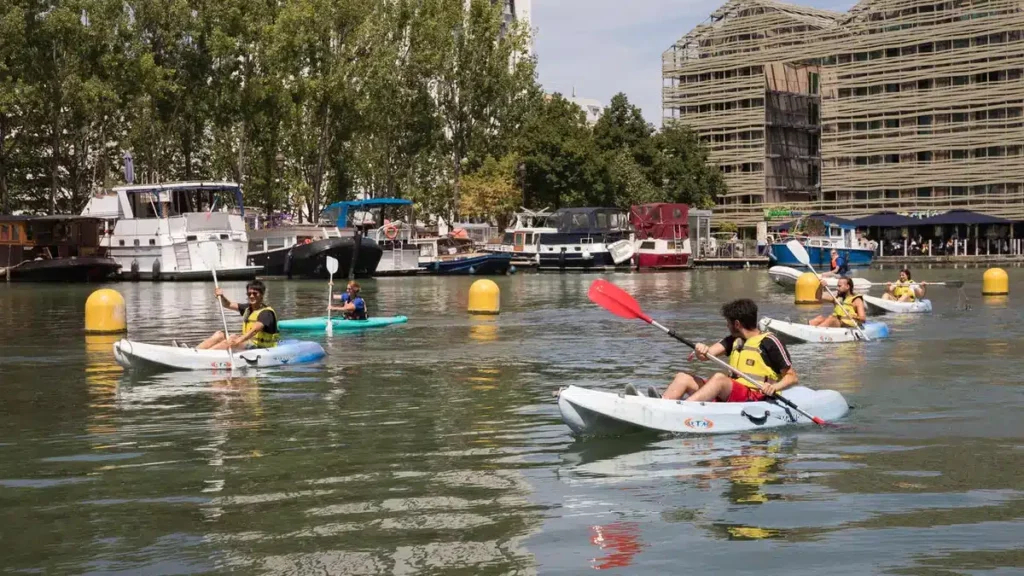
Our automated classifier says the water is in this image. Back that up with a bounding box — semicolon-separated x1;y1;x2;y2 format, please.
1;269;1022;575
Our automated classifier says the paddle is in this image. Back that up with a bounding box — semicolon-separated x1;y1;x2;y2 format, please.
786;240;869;341
587;278;834;428
325;256;339;337
200;242;235;371
864;281;964;288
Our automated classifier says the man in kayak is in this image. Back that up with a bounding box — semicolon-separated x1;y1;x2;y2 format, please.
653;299;798;403
195;280;280;350
331;280;367;320
882;268;927;302
821;249;849;278
809;277;866;328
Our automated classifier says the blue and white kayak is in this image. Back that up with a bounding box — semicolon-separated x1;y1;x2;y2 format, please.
113;339;326;371
557;385;849;436
759;317;889;344
278;315;408;331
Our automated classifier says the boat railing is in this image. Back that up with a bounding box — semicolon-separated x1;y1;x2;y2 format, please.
696;238;760;260
372;223;415;244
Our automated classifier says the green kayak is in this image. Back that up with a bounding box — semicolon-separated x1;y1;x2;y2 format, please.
278;315;409;331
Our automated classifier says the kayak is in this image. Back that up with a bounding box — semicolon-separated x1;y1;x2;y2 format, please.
557;385;849;436
113;339;326;371
862;294;932;315
768;266;871;291
278;315;408;331
758;317;889;344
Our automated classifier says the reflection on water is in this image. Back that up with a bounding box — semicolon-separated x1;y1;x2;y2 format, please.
1;268;1023;574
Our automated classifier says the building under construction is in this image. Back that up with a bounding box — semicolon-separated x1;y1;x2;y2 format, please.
663;0;1024;227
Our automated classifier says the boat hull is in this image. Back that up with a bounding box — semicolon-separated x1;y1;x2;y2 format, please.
113;339;326;372
249;237;382;279
768;266;871;290
278;315;408;331
769;244;874;268
759;317;890;344
4;257;121;282
420;253;511;275
863;294;933;314
557;385;850;436
635;253;691;270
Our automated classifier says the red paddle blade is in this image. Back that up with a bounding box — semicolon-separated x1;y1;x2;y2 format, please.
588;279;652;323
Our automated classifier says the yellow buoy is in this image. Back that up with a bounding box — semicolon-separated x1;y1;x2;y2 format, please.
982;267;1009;295
85;289;127;334
794;272;820;304
467;279;500;314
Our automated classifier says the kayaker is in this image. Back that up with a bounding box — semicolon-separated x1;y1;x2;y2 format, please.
195;280;280;350
809;277;866;328
330;280;368;320
821;249;849;278
653;299;798;403
883;268;927;302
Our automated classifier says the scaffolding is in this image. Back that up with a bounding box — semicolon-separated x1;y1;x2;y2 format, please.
663;0;1024;227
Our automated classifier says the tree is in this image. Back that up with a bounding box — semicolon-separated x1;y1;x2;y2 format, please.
656;122;727;208
0;1;30;214
458;154;521;231
593;92;657;178
515;93;603;210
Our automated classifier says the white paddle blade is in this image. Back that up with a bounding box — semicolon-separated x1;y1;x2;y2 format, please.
326;256;339;275
199;242;221;269
786;240;811;266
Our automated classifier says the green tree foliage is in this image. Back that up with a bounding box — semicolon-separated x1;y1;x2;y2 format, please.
0;1;724;223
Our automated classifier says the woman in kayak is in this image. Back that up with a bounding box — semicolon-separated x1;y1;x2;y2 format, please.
330;280;368;320
882;268;927;302
809;277;866;328
653;299;798;403
195;280;280;350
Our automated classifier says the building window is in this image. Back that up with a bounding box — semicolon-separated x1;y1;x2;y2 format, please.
885;83;900;93
885;119;900;129
917;188;932;197
917;151;932;162
952;186;967;196
885;154;900;163
952;149;968;159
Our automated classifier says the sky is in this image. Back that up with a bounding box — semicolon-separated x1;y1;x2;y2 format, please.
532;0;856;128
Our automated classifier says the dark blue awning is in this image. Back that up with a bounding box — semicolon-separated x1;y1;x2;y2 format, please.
917;210;1011;226
851;211;922;227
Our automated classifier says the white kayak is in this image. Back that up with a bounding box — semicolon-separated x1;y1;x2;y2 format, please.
759;317;889;344
862;294;932;315
768;266;871;291
557;385;849;436
113;339;326;371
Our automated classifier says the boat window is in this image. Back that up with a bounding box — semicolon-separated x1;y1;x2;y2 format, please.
0;225;7;241
149;239;156;246
248;241;264;252
673;240;686;250
267;238;286;250
419;243;435;257
596;213;608;228
574;247;581;251
571;213;590;230
220;234;229;240
133;239;140;246
119;240;125;246
673;208;683;219
514;233;524;247
640;241;656;250
581;238;594;244
186;235;198;241
11;225;19;241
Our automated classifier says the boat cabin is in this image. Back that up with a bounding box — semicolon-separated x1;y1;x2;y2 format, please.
0;216;107;268
418;237;478;264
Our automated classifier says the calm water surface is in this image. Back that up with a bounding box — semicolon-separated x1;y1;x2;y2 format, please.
1;268;1022;575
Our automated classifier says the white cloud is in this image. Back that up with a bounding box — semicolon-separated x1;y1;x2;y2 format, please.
532;0;856;128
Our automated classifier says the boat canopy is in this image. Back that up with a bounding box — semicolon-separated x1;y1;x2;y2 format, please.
112;181;244;219
543;207;628;232
772;212;858;232
322;198;413;227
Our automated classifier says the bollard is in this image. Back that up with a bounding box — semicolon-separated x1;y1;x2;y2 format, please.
467;279;500;314
982;268;1008;296
85;289;127;334
794;272;820;304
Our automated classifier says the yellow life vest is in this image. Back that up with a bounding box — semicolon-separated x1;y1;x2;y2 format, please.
242;305;279;348
727;332;780;391
892;280;915;301
833;294;863;327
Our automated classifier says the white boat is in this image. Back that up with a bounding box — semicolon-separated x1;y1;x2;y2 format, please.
862;294;933;314
113;339;326;371
768;266;871;291
758;317;890;344
556;385;850;435
483;209;557;267
82;181;261;281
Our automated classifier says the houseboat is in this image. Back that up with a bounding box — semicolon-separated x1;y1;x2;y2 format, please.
323;198;422;275
629;203;692;270
767;213;873;268
417;235;512;275
247;218;382;279
0;216;120;282
483;209;556;267
536;207;634;271
82;181;260;280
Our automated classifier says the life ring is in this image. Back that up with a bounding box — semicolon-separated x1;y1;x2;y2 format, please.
384;224;399;240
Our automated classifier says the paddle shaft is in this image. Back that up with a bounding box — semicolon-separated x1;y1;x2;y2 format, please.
209;266;235;369
808;262;869;341
326;272;335;336
647;318;827;425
